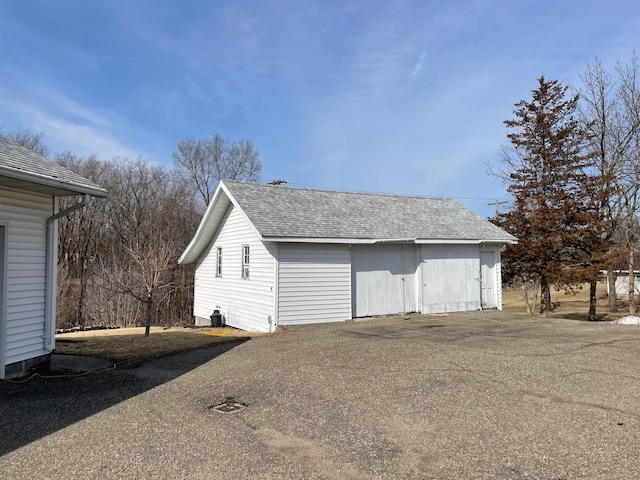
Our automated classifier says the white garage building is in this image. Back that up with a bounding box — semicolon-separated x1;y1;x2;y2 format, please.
179;180;517;332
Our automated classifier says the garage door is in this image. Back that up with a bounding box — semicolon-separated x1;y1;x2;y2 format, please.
420;244;481;314
351;244;418;317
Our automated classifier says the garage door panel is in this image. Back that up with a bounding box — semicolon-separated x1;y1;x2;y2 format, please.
420;244;480;314
352;244;417;317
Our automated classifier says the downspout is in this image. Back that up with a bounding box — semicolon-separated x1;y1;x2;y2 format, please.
44;194;91;351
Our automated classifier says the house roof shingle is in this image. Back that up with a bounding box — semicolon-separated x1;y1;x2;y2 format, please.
179;180;516;264
0;136;108;197
224;180;516;242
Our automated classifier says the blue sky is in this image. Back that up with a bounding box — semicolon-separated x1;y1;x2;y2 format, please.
1;1;638;217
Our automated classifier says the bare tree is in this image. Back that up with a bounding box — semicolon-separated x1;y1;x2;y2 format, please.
578;54;640;315
2;128;204;330
102;240;175;336
54;154;199;330
55;152;111;326
173;134;261;208
97;158;197;334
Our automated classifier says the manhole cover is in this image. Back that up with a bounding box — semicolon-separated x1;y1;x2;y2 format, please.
209;400;247;414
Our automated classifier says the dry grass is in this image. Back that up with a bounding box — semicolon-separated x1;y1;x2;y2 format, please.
57;283;629;362
502;281;628;322
55;326;262;362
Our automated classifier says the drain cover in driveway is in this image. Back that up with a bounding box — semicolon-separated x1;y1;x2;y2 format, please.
209;401;246;414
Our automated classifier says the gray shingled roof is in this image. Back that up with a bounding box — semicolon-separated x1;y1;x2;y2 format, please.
0;136;107;197
224;180;516;242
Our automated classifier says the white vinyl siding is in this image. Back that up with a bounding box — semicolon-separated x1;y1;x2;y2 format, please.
194;205;275;332
351;244;418;317
0;187;50;366
420;244;481;314
277;243;351;325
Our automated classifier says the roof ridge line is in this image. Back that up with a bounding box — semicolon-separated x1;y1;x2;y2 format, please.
222;179;452;201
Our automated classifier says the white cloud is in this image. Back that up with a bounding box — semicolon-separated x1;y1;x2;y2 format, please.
32;114;143;160
184;76;212;104
0;73;149;160
62;48;101;72
409;51;427;81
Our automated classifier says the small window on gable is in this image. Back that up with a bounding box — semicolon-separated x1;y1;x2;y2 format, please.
242;245;250;279
216;247;222;276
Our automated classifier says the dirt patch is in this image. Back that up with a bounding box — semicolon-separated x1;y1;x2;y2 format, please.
55;326;263;362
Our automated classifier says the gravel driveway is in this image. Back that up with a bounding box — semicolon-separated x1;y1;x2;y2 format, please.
2;311;640;479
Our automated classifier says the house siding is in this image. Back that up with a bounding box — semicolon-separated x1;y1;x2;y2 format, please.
277;243;351;325
194;205;275;332
0;187;50;367
420;244;481;314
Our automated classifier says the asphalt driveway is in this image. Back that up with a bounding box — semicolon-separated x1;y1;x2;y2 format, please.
2;311;640;479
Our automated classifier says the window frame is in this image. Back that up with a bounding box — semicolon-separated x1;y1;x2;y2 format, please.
215;247;222;277
241;245;250;279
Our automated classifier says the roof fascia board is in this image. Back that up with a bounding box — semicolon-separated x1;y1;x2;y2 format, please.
372;238;417;243
263;237;516;245
178;184;228;264
0;166;108;198
416;238;517;245
416;239;482;244
479;239;519;245
262;237;377;244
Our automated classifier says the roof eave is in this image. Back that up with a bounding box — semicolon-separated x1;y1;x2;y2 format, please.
0;166;108;198
179;184;233;264
262;237;378;244
261;237;518;245
416;239;482;245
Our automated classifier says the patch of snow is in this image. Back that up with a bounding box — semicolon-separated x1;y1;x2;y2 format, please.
614;315;640;325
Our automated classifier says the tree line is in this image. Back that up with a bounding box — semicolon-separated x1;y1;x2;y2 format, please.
493;54;640;320
1;130;261;331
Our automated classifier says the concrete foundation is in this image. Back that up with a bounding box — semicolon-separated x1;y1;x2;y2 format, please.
5;353;51;379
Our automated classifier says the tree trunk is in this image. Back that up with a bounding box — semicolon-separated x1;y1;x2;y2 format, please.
145;293;153;337
607;266;618;312
540;278;551;317
629;249;636;315
524;284;532;315
78;263;88;327
588;279;597;321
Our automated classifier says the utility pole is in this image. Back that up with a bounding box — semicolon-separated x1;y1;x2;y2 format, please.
488;200;508;217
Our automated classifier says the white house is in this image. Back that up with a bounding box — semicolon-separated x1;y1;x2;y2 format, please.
0;137;107;378
606;271;640;297
179;180;517;332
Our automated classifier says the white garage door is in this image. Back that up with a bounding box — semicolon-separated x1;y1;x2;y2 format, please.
420;244;481;314
351;244;418;317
